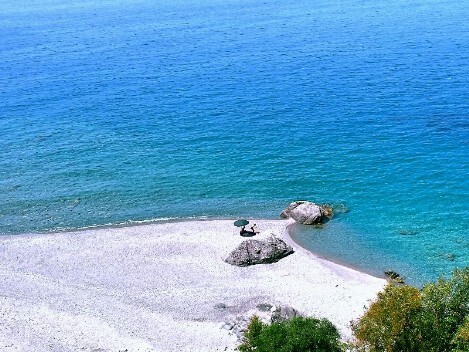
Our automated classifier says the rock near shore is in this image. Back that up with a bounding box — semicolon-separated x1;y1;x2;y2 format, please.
225;235;294;267
384;270;405;284
280;200;332;225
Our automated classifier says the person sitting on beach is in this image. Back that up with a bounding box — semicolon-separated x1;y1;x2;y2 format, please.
250;224;260;234
240;226;256;236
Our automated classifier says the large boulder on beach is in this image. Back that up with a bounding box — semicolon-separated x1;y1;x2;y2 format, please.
280;200;332;225
225;235;294;267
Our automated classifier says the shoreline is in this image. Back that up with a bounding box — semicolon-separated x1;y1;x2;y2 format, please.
285;221;386;281
4;217;386;282
0;218;386;351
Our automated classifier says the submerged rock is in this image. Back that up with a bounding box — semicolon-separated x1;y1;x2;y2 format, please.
332;203;349;214
225;235;294;267
437;252;457;262
398;229;418;236
280;200;332;225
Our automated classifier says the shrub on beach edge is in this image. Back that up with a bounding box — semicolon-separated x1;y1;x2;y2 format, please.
351;267;469;352
237;315;342;352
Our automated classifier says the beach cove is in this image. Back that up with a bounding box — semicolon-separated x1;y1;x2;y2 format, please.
1;0;468;287
0;219;385;351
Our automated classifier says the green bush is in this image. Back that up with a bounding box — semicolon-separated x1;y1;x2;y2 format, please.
238;316;342;352
351;284;422;351
452;316;469;352
351;267;469;352
417;267;469;352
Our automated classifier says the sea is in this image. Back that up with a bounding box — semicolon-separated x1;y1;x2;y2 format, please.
1;0;467;286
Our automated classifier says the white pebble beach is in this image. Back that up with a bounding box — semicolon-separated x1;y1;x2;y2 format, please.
0;219;386;352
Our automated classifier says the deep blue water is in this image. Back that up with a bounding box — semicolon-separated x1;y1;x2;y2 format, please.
1;0;468;285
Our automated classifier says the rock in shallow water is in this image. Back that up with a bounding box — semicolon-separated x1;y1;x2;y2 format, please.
384;270;405;284
280;200;332;225
225;235;294;266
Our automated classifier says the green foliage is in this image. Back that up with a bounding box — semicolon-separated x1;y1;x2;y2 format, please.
351;284;422;351
238;316;342;352
417;267;469;351
452;316;469;352
238;315;264;352
351;267;469;352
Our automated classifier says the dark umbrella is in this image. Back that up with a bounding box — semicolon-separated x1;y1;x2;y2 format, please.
234;219;249;227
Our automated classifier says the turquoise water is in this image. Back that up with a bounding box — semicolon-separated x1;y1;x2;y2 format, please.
1;0;468;285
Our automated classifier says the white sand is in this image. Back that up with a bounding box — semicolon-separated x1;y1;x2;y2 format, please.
0;219;386;352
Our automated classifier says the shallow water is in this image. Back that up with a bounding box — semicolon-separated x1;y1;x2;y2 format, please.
1;0;468;285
